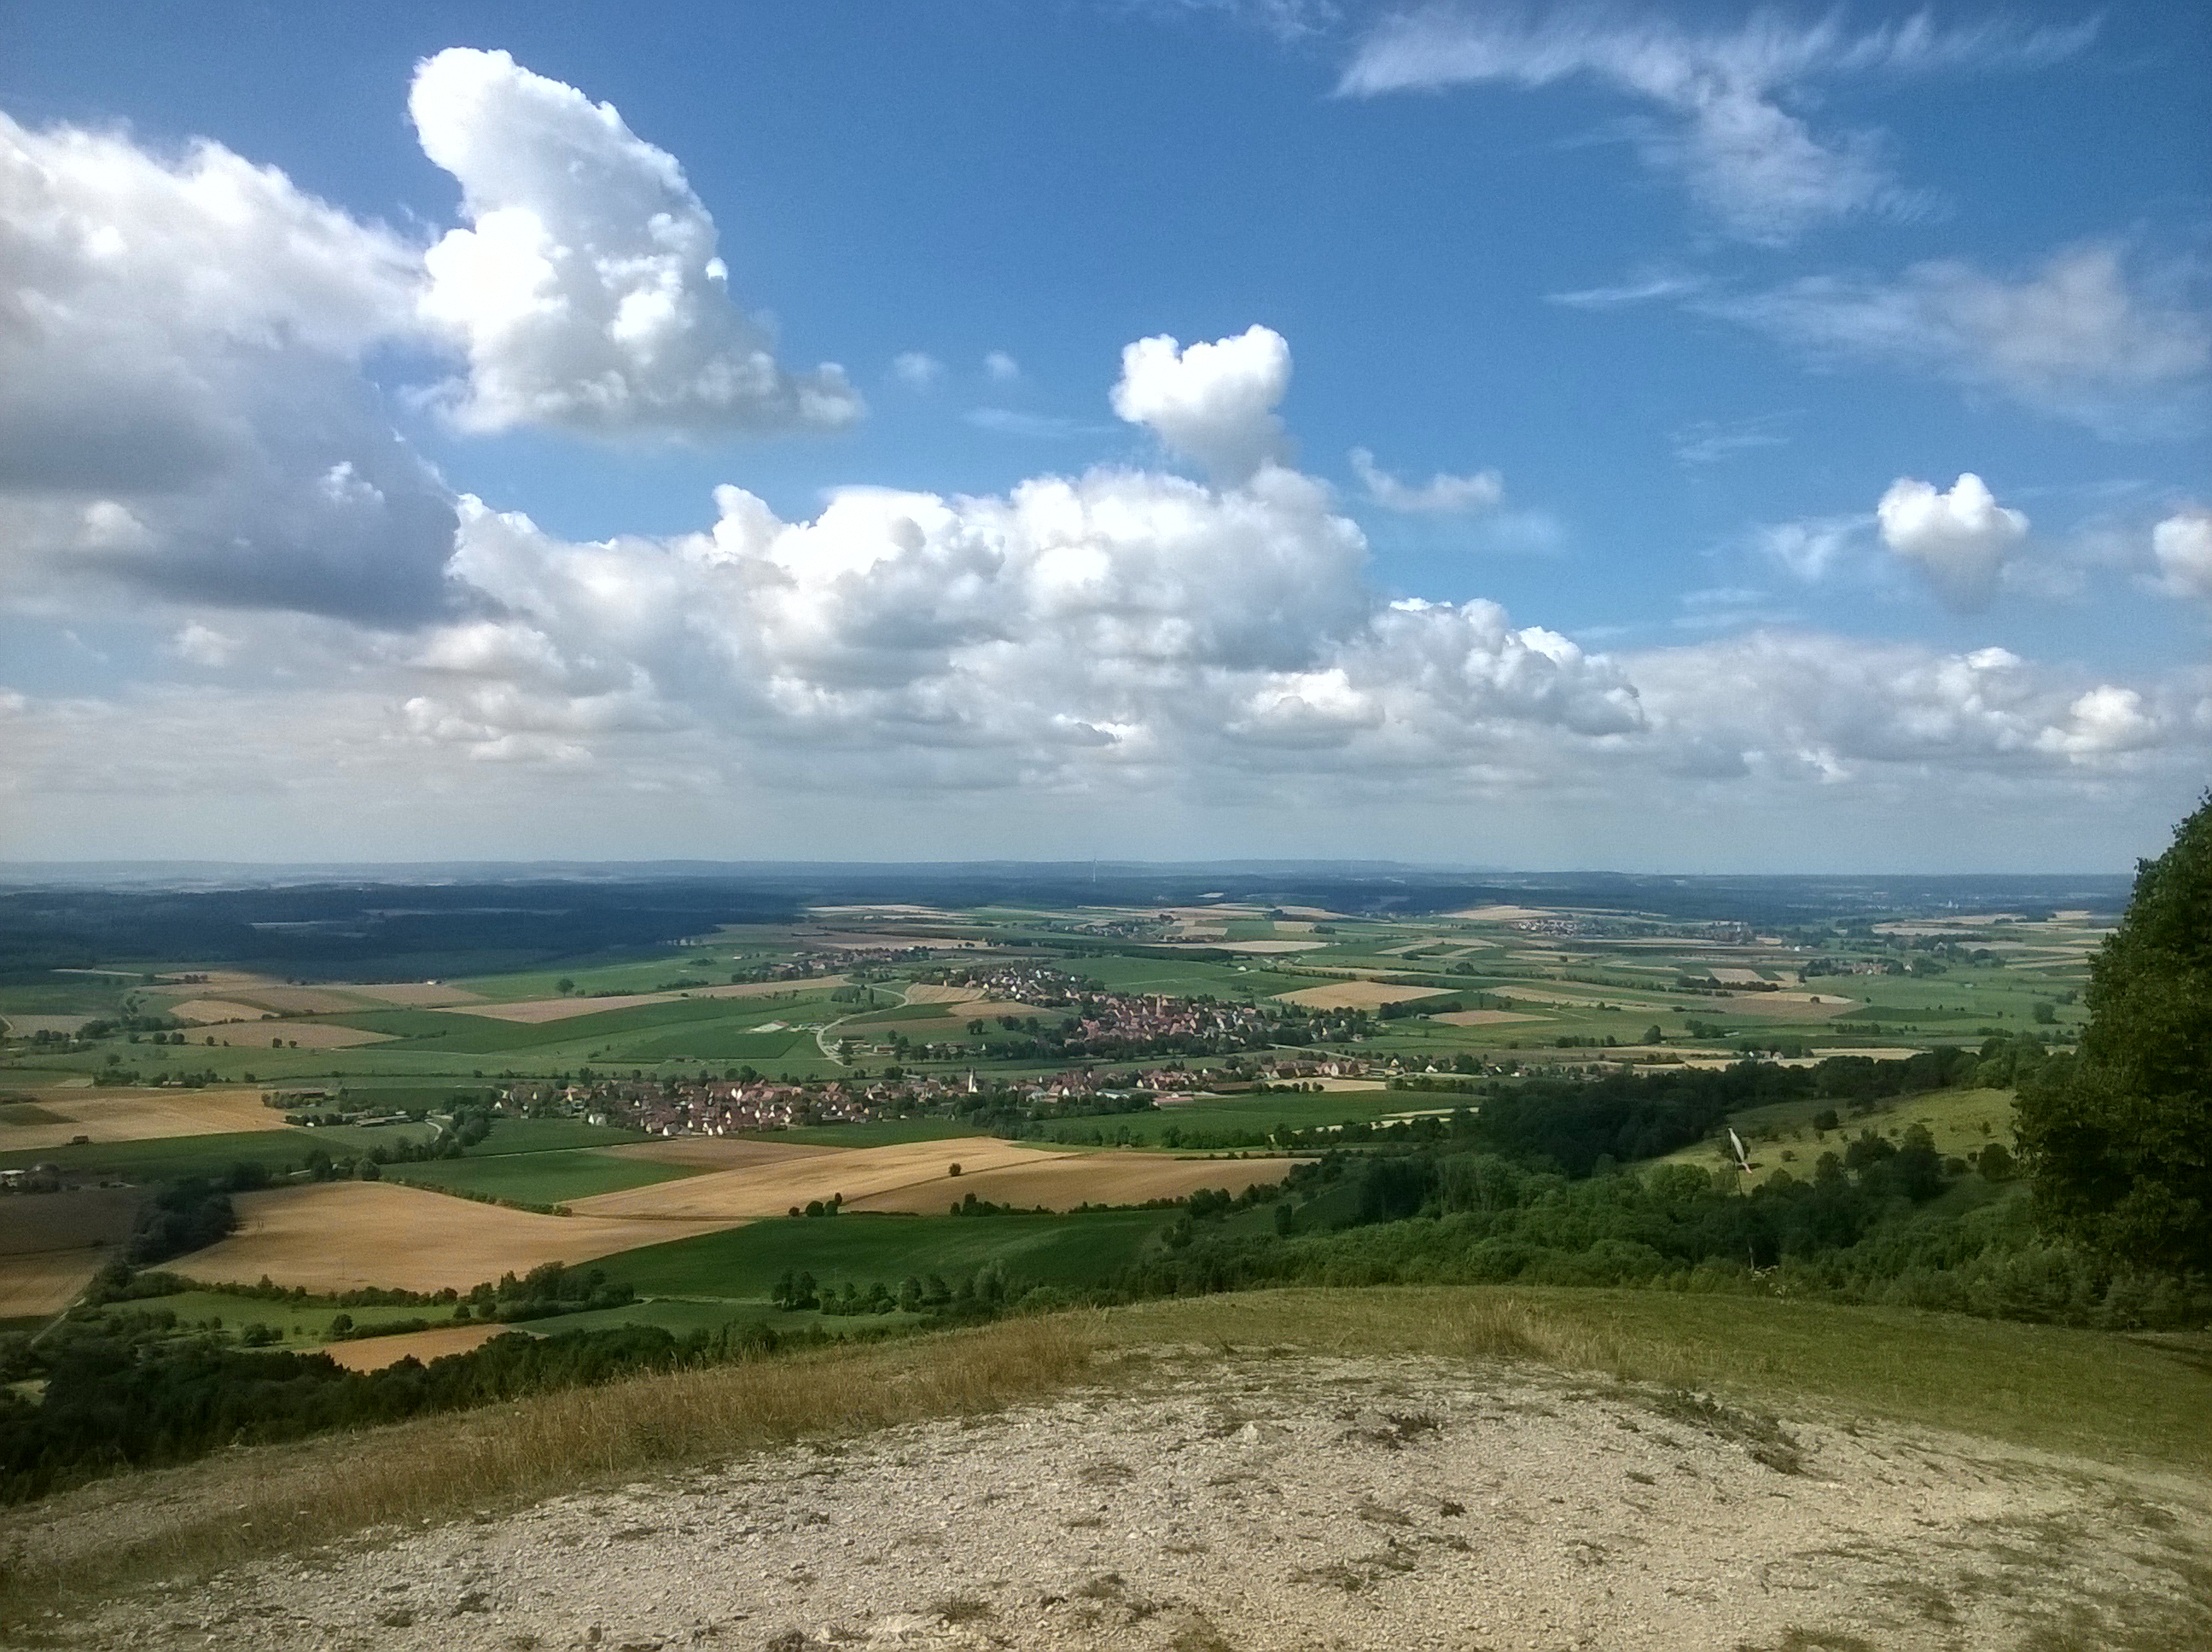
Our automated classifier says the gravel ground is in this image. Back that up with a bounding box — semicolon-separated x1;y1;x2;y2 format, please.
49;1351;2212;1651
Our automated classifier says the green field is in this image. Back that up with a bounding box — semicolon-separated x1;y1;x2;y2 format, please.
0;1129;314;1182
387;1149;700;1206
593;1208;1178;1299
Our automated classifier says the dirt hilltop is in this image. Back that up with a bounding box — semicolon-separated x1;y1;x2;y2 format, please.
55;1351;2210;1650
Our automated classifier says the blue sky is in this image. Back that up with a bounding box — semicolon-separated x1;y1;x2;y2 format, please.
0;2;2205;869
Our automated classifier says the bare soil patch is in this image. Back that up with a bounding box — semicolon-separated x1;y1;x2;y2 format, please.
55;1352;2209;1651
567;1137;1068;1223
1431;1008;1551;1026
1275;981;1451;1011
443;977;846;1025
172;1182;732;1294
0;1186;140;1318
847;1153;1306;1213
0;1086;285;1151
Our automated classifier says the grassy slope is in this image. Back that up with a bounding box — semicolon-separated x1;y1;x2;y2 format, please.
1103;1287;2212;1475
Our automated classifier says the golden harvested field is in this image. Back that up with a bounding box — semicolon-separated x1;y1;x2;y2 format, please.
342;982;485;1006
174;1182;733;1294
598;1138;841;1169
845;1152;1307;1214
1432;1009;1552;1026
898;984;981;1006
207;1022;394;1050
445;977;845;1024
1275;981;1452;1010
0;1086;288;1150
165;998;273;1025
568;1137;1067;1223
320;1323;524;1370
0;1186;140;1318
1449;905;1554;921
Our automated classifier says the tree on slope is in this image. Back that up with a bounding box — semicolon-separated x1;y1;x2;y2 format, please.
2015;791;2212;1274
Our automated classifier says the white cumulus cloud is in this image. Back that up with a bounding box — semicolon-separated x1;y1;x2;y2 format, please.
2151;509;2212;602
1349;448;1503;515
1110;326;1293;484
0;108;457;621
410;48;860;436
1877;474;2028;611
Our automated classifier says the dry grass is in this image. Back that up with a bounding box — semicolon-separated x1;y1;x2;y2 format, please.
0;1315;1093;1620
172;1181;734;1294
565;1136;1066;1221
0;1086;284;1151
845;1154;1306;1214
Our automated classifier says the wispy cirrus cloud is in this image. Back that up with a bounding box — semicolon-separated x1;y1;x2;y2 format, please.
1707;245;2210;436
1339;6;2098;242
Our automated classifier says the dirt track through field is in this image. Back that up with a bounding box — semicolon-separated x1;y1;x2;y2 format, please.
566;1137;1066;1222
55;1350;2211;1650
172;1182;734;1294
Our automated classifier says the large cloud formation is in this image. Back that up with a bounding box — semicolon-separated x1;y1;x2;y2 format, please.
411;49;860;436
0;51;2203;864
0;111;456;621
